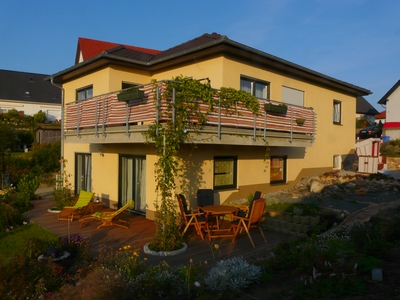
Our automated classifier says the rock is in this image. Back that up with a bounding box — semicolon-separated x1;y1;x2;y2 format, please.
310;181;325;193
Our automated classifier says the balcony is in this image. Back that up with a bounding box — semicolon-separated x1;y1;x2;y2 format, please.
64;82;316;147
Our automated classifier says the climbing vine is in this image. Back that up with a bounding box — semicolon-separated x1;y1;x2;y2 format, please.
143;75;260;252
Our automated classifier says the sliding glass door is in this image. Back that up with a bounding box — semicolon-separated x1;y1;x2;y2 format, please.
75;153;92;194
119;155;146;214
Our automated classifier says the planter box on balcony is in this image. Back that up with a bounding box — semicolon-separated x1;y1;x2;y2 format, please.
264;103;287;114
117;89;145;101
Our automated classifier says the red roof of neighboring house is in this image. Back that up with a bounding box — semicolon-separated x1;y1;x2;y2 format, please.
75;37;161;64
375;110;386;119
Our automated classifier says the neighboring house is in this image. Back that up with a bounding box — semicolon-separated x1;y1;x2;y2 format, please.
48;33;371;220
0;69;62;121
356;96;379;125
377;80;400;140
375;110;386;125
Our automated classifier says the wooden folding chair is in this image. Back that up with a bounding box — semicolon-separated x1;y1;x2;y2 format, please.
231;198;267;248
177;194;207;240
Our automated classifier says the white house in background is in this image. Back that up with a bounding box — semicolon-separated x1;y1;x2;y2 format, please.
378;80;400;140
0;69;62;121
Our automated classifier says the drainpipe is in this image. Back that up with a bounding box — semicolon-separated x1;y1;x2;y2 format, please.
50;78;65;176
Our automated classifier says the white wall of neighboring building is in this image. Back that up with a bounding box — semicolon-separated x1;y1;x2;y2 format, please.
386;87;400;123
0;100;61;121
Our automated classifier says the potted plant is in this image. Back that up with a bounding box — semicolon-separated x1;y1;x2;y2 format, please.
296;118;305;125
117;88;145;101
264;102;287;114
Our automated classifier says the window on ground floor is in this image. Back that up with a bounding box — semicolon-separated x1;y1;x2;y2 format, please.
75;153;92;194
333;155;342;169
270;156;286;184
240;76;269;99
213;156;237;190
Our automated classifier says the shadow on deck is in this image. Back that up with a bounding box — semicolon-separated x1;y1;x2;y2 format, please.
24;196;296;268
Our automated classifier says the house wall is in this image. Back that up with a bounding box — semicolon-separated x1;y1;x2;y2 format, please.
61;56;358;220
386;86;400;123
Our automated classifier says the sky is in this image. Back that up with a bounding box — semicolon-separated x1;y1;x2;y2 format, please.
1;0;399;112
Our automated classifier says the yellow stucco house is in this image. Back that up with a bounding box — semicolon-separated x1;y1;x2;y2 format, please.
48;33;371;220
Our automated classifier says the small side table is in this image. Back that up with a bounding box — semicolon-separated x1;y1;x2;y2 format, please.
89;202;106;214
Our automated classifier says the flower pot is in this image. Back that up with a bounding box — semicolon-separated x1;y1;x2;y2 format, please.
287;222;295;231
301;216;309;225
293;215;301;224
295;224;303;233
309;216;320;226
264;103;287;114
296;118;305;125
284;214;293;222
117;89;145;101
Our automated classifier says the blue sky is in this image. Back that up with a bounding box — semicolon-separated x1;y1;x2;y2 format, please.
1;0;399;111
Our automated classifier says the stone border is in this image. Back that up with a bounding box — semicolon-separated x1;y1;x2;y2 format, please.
47;208;61;213
143;242;187;256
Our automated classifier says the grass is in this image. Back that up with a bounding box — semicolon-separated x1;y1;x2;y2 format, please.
0;222;60;263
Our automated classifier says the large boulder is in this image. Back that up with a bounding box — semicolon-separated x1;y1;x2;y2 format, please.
310;180;325;193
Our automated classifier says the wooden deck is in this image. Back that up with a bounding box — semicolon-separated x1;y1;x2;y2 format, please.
25;192;296;269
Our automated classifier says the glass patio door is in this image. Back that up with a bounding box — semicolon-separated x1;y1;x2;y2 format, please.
75;153;92;194
119;155;146;214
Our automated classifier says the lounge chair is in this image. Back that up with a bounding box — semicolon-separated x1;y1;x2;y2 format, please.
231;198;267;248
58;190;94;221
79;200;134;229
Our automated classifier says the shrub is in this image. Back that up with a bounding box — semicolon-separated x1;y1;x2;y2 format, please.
17;173;41;200
380;139;400;157
205;257;261;297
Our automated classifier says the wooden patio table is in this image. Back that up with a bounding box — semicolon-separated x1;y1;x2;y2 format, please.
201;205;238;240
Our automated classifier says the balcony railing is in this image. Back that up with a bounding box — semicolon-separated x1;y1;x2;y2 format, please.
65;82;316;142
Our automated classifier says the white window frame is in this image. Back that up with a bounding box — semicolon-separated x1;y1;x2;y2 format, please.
240;76;269;99
333;100;342;124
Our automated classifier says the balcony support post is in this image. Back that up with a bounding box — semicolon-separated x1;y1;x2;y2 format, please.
289;106;293;143
156;84;160;136
102;98;106;137
95;99;99;137
125;102;130;137
172;87;176;128
217;97;221;139
263;110;267;142
76;101;81;138
253;115;257;141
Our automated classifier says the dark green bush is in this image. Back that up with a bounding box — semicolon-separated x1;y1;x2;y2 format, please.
380;139;400;157
31;140;61;173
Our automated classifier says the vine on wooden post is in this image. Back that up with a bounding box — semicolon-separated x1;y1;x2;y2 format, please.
143;76;260;252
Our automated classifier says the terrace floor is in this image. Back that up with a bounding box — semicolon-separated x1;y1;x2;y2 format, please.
24;188;297;269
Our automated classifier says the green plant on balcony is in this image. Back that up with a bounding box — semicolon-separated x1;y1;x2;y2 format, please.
117;87;145;101
296;118;305;125
264;102;287;114
143;76;260;252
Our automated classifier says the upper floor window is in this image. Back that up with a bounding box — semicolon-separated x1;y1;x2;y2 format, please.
213;156;237;190
240;77;269;99
76;85;93;101
282;86;304;107
122;82;136;90
333;100;342;124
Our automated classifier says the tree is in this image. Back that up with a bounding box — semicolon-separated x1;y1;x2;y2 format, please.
34;110;47;124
